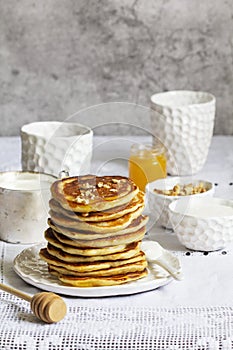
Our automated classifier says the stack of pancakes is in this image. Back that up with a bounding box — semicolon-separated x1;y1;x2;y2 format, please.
40;175;149;287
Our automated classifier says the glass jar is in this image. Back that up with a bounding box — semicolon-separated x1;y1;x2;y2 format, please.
128;142;167;191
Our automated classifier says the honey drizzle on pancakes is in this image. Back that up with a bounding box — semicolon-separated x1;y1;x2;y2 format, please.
51;175;139;212
63;176;133;200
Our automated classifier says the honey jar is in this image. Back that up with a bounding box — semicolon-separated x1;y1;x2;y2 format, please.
129;143;167;191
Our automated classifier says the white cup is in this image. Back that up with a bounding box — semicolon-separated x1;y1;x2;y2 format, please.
0;171;56;244
150;91;216;175
21;121;93;177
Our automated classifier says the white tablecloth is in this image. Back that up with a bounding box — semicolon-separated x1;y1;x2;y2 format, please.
0;135;233;349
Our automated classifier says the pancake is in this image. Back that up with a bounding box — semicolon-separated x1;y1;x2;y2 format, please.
49;204;144;233
39;248;146;272
49;191;144;222
51;269;148;287
41;174;149;287
48;260;148;277
51;225;147;247
48;215;148;240
50;175;139;213
46;241;141;262
45;228;141;257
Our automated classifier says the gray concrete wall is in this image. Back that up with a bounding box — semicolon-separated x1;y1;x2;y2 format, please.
0;0;232;136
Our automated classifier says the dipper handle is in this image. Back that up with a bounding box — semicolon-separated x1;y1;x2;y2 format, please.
0;283;67;323
0;282;31;302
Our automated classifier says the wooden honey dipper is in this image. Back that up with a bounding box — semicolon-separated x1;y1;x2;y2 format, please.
0;282;67;323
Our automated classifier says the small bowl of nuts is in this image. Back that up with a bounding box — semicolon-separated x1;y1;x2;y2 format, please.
145;177;214;229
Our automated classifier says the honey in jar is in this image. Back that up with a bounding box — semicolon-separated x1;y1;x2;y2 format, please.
129;143;167;191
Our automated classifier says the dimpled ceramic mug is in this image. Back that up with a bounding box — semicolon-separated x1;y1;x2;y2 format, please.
150;91;216;175
21;121;93;177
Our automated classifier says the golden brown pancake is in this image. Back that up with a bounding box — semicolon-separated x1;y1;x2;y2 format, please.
39;248;146;272
51;225;147;248
48;260;147;277
46;241;141;262
49;204;144;233
51;269;148;287
49;191;144;222
48;215;148;240
44;228;141;257
50;175;139;212
45;227;135;256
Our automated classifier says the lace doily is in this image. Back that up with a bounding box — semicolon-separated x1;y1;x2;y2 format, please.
0;294;232;350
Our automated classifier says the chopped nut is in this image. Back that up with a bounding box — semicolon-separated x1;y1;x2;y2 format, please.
103;184;111;189
81;183;91;189
154;182;209;197
184;186;193;195
97;182;104;188
76;197;89;204
173;185;180;193
85;190;92;197
112;179;120;184
163;190;171;195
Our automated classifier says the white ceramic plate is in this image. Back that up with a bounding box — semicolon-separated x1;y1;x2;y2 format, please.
13;241;174;297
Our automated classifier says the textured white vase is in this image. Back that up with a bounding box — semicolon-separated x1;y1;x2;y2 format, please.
150;91;216;175
21;121;93;177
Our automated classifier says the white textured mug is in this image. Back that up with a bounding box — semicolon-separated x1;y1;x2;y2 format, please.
0;171;56;244
21;121;93;177
150;91;216;175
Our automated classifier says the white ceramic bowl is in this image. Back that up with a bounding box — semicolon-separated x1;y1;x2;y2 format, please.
150;90;216;175
0;171;56;244
145;177;214;229
21;121;93;177
169;197;233;251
